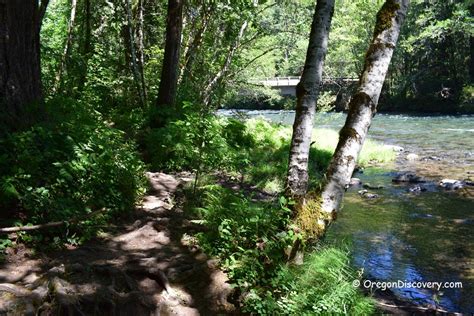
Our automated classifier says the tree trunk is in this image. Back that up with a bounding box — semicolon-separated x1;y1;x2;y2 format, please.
286;0;335;197
77;0;92;92
201;20;248;107
124;0;145;105
178;3;212;85
0;0;43;131
53;0;78;93
301;0;409;236
137;0;147;100
155;0;183;111
38;0;50;32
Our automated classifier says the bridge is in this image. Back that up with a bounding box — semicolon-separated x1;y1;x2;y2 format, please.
258;77;358;96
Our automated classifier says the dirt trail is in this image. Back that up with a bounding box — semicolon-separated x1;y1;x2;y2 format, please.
0;172;236;315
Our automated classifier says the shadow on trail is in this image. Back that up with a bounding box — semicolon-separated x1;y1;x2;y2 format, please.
0;173;235;315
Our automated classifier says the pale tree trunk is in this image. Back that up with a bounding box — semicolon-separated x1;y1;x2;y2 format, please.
155;0;183;113
299;0;409;236
124;0;145;105
201;20;248;107
286;0;335;197
53;0;77;93
178;3;212;85
0;0;43;131
137;0;147;100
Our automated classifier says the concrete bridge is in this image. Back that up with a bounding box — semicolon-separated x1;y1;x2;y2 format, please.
259;76;358;96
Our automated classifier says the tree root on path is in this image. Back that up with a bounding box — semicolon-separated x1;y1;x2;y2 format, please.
0;265;161;315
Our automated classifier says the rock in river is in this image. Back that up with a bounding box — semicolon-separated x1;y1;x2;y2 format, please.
349;178;362;186
406;153;419;161
358;189;379;199
408;185;427;193
363;183;385;190
439;179;464;190
384;145;404;152
392;172;426;183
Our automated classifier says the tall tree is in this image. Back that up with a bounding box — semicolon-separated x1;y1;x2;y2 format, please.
0;0;43;131
296;0;410;237
286;0;335;197
155;0;183;113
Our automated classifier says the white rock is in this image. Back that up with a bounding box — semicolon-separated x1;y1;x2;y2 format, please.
406;153;419;161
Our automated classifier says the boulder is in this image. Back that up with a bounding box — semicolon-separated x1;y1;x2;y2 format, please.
392;173;426;183
349;178;362;186
362;183;385;190
406;153;419;161
408;185;427;193
384;145;404;152
439;179;464;190
358;189;379;199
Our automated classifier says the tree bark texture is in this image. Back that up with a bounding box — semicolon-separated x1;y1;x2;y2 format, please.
316;0;409;232
286;0;335;197
0;0;43;131
156;0;183;110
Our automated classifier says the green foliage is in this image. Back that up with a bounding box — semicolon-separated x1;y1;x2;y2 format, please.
146;106;236;172
191;184;373;315
243;247;375;315
0;98;146;244
194;185;294;288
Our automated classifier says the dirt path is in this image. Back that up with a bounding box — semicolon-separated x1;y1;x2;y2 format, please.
0;172;236;315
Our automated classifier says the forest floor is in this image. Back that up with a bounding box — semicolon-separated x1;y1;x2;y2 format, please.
0;172;236;315
0;171;456;315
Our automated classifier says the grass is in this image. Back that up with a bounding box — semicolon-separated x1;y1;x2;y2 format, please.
241;118;395;194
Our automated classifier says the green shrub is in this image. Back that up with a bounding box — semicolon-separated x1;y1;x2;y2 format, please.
146;109;234;172
243;247;374;315
191;185;374;315
0;98;146;244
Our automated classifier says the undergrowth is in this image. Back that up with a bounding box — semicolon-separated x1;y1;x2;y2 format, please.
155;113;388;314
0;98;146;249
190;184;374;315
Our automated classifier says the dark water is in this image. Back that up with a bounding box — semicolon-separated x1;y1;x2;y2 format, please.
219;110;474;313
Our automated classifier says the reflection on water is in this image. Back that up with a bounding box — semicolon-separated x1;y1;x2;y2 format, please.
326;169;474;313
218;110;474;312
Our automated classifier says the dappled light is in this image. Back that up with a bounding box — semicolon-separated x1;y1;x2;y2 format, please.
1;0;472;314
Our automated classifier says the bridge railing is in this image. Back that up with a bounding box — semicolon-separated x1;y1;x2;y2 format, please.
257;77;358;87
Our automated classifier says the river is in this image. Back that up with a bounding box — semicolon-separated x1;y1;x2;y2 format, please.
219;110;474;313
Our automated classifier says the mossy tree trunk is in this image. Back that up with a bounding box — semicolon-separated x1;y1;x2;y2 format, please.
0;0;43;132
296;0;410;237
286;0;335;197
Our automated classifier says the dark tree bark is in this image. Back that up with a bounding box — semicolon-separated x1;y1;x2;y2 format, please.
286;0;335;197
38;0;51;32
155;0;183;112
297;0;410;237
0;0;43;131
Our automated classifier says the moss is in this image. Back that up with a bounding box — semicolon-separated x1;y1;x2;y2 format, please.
339;126;361;143
374;0;400;37
293;192;335;238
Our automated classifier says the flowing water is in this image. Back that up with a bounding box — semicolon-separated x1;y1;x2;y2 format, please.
219;110;474;313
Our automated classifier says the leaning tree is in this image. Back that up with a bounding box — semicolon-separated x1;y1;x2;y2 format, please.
293;0;410;237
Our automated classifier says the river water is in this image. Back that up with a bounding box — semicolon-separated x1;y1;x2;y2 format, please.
219;110;474;313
